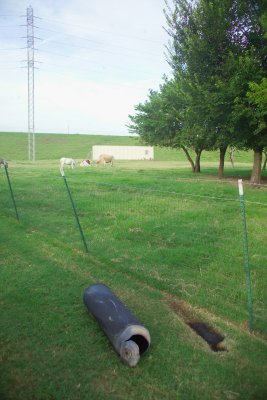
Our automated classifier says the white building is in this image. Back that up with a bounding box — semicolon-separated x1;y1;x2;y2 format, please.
92;145;154;161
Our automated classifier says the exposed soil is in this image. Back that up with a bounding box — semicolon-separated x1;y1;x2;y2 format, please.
166;297;227;352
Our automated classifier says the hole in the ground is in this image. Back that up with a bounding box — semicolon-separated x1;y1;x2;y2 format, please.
166;298;227;352
188;321;226;352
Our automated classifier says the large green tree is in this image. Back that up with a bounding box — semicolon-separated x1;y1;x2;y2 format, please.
164;0;267;180
228;0;267;183
128;80;182;148
128;78;214;172
164;0;239;176
129;0;267;181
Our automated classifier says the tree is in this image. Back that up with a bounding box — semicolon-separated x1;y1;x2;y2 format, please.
129;0;266;181
246;80;267;162
228;0;267;183
163;0;244;177
232;76;267;183
128;78;214;172
164;0;267;180
262;148;267;170
128;80;182;148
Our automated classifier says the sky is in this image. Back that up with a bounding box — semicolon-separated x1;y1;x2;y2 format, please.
0;0;171;135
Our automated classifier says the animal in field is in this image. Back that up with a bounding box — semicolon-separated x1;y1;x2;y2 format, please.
0;158;8;168
80;159;92;167
60;157;76;174
96;154;114;166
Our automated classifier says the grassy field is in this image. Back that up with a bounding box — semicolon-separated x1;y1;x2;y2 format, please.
0;132;266;400
0;131;261;164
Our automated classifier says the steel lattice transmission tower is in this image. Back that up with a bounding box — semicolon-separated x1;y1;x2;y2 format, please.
26;5;39;161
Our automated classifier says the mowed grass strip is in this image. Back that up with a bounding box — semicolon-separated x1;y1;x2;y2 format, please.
0;134;266;399
0;213;266;400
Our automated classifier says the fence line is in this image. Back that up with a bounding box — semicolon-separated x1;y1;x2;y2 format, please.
74;180;267;207
0;173;266;333
159;176;267;188
83;182;266;332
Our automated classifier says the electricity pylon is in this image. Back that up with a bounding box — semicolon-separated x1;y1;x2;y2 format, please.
24;6;41;161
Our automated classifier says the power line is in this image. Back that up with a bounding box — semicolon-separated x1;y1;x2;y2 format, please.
1;11;166;74
0;67;22;70
0;48;24;51
37;28;163;58
0;14;20;17
40;63;154;83
37;47;159;71
41;17;164;45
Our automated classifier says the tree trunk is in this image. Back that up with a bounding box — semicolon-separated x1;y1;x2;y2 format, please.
262;150;267;171
194;150;202;173
250;147;263;184
229;146;235;168
181;145;195;172
218;145;227;179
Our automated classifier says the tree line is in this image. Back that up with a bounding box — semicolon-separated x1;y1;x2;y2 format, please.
128;0;267;183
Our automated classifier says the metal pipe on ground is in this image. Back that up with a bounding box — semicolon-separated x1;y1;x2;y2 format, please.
83;283;151;367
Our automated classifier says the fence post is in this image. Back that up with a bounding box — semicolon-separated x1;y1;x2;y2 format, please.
238;179;253;330
4;164;19;221
61;170;89;253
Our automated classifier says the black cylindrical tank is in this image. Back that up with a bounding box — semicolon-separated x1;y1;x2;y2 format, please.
83;283;150;367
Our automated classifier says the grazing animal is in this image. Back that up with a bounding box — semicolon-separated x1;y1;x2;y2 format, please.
96;154;114;166
0;158;8;168
60;157;76;175
80;159;92;167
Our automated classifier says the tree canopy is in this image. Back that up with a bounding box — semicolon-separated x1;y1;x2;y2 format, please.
128;0;267;183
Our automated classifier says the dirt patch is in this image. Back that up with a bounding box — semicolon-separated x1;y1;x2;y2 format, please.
167;298;197;321
188;322;226;352
166;297;227;352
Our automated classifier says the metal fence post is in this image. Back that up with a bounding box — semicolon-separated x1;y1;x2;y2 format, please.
4;164;19;221
61;170;89;253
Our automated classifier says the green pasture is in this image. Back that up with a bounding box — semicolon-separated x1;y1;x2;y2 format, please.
0;131;260;165
0;132;266;400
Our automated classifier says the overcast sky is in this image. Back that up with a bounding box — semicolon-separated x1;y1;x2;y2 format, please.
0;0;171;135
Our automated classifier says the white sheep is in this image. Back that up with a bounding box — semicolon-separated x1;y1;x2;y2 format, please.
60;157;76;175
80;159;92;167
0;158;8;168
96;154;114;166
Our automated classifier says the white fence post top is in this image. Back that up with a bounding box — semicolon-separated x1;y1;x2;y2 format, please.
238;179;244;196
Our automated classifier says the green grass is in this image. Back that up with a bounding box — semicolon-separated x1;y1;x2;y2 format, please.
0;130;259;165
0;132;266;400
